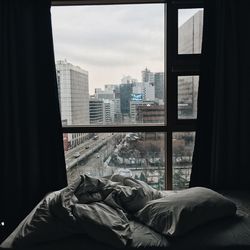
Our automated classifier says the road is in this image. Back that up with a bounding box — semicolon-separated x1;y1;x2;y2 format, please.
66;133;118;183
65;133;113;169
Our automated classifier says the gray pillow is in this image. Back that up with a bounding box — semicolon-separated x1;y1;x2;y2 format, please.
135;187;237;237
112;185;148;212
111;175;162;201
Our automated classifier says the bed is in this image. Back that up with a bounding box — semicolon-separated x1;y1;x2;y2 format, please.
1;175;250;250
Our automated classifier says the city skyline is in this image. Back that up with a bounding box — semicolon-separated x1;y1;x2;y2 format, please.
53;6;202;189
52;4;164;94
52;5;202;94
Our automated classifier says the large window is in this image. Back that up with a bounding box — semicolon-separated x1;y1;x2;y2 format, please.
51;0;203;190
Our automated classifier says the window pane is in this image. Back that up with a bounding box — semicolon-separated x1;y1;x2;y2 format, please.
52;5;165;126
173;132;195;190
178;9;203;54
64;132;166;190
178;75;199;119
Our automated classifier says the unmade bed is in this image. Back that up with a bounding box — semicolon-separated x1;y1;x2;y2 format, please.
1;175;250;250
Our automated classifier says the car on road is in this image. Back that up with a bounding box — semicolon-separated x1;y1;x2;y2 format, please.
73;152;80;158
85;146;90;149
115;168;132;177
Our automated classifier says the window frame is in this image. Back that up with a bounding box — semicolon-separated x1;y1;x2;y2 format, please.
52;0;204;190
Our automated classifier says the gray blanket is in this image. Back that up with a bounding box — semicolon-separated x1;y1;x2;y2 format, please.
1;175;164;248
1;175;250;250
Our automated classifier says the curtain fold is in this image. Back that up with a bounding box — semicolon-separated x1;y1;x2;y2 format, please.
0;0;67;242
190;0;250;190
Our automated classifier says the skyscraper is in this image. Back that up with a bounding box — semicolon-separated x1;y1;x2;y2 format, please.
120;83;133;116
178;10;203;54
177;10;203;118
141;68;154;83
154;72;164;100
56;60;89;148
89;98;104;124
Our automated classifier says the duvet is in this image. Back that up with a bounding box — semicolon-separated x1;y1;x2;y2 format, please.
1;175;166;249
1;174;242;250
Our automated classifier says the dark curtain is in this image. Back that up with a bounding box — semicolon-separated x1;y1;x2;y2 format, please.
190;0;250;190
0;0;67;242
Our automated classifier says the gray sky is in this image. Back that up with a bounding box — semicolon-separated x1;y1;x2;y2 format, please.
51;5;201;94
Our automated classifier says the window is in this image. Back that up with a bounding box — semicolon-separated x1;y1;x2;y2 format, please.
51;0;203;190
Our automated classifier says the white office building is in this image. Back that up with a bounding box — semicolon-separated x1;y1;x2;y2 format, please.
56;60;89;149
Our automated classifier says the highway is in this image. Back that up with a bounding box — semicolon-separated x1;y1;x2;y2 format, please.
65;133;119;183
65;133;114;169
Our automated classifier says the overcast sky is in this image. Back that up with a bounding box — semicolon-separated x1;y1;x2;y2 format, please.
51;5;200;94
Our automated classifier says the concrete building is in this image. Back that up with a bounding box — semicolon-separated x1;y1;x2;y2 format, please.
178;10;203;54
95;88;115;100
132;81;155;101
154;72;164;100
136;104;165;124
56;60;89;149
130;100;156;123
120;83;133;116
142;68;154;83
143;82;155;101
89;98;104;125
177;10;202;118
103;99;115;124
130;100;143;123
94;85;121;124
178;76;198;119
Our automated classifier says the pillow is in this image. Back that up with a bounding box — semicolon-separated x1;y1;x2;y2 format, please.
109;185;148;213
111;175;162;201
124;178;163;201
72;202;132;248
135;187;237;237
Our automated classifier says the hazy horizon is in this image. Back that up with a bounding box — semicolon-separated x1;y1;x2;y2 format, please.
51;4;201;94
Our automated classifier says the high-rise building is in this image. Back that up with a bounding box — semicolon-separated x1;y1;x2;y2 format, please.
103;99;115;124
143;82;155;101
120;83;133;116
177;10;202;118
132;81;155;101
130;100;143;123
154;72;164;100
56;60;89;125
89;98;103;124
178;76;198;118
142;68;154;83
178;10;203;54
56;60;89;149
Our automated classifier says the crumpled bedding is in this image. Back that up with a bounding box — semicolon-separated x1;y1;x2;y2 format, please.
1;175;165;249
2;175;250;250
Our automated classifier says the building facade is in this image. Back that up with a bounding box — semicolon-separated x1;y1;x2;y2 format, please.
56;60;89;149
154;72;164;100
89;98;104;124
